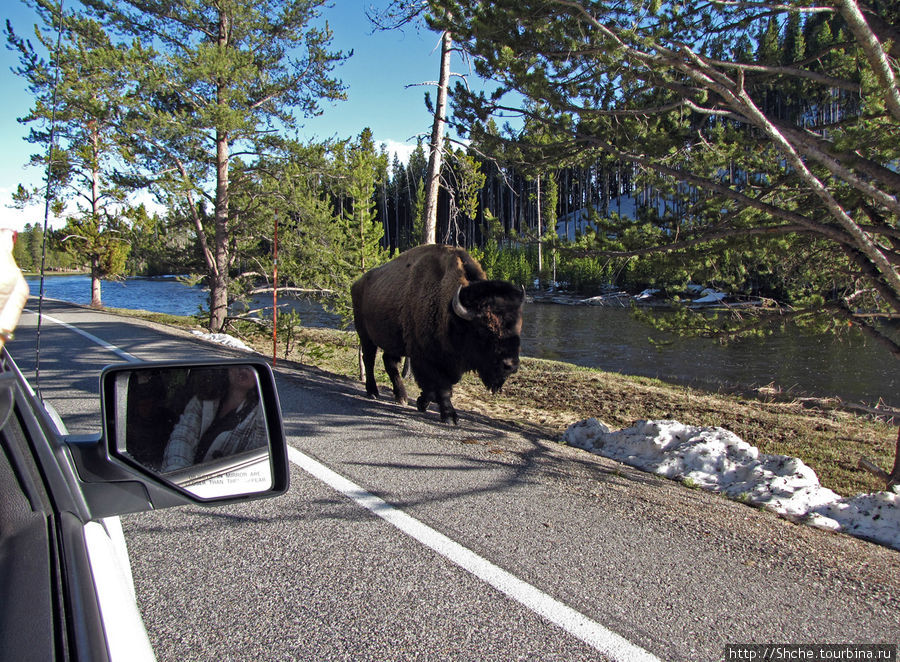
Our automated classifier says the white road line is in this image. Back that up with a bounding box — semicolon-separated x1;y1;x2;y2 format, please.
288;446;661;662
24;308;138;362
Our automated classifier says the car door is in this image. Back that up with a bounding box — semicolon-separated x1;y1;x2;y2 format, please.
0;353;161;662
0;390;63;661
0;365;129;662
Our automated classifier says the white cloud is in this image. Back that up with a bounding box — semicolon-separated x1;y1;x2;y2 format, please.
0;186;168;233
378;138;418;165
0;186;65;232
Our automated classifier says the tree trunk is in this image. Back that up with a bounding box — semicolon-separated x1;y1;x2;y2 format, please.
90;256;102;308
536;174;543;274
423;30;452;245
210;126;230;333
836;0;900;122
208;12;231;333
89;124;102;309
859;425;900;491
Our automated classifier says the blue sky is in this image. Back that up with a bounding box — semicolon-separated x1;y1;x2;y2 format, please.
0;0;476;231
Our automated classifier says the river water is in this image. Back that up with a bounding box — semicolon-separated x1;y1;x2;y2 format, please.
26;274;898;408
523;300;896;408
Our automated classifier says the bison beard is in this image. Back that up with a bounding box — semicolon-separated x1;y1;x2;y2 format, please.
351;244;525;424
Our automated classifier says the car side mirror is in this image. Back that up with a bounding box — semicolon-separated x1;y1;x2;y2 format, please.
100;359;289;503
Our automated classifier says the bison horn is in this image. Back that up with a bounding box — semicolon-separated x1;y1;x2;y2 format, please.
452;285;476;321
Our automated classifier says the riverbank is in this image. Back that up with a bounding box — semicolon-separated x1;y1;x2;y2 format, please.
107;306;897;499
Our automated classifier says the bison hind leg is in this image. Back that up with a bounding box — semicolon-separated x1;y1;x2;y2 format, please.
382;353;408;404
358;338;379;399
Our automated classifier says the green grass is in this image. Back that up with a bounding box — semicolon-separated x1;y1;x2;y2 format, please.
106;308;202;328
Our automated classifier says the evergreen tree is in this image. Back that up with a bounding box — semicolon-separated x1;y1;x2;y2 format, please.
444;147;485;247
13;224;34;272
332;128;389;323
539;171;559;281
405;140;428;249
232;139;344;304
387;153;407;252
7;0;133;305
407;139;428;182
27;223;46;272
411;177;426;251
124;204;196;276
59;214;130;305
87;0;348;331
368;2;454;245
437;0;900;359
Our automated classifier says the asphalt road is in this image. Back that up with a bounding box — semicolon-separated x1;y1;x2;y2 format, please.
9;300;900;661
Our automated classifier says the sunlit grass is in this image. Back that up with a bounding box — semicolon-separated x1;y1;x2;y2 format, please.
106;308;201;328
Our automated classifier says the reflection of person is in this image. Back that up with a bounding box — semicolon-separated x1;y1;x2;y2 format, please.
161;366;267;472
126;372;175;469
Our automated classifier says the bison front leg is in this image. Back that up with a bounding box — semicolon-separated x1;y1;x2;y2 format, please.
416;391;433;413
382;353;408;404
410;358;459;424
416;388;457;425
436;388;458;424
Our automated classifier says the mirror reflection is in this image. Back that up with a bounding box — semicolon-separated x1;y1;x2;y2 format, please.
123;364;272;498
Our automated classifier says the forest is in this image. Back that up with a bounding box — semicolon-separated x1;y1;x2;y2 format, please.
6;0;898;363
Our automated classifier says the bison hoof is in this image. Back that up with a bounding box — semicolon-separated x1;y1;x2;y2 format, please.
365;386;379;399
437;397;458;424
416;394;429;412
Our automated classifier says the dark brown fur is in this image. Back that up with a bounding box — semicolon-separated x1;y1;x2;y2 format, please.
351;244;524;423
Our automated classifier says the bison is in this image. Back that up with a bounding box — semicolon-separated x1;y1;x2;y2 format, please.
351;244;525;424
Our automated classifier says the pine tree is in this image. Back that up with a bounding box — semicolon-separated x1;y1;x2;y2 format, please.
87;0;348;331
7;0;133;305
342;130;388;271
233;139;344;300
406;140;429;249
13;224;33;272
368;2;456;245
444;148;485;247
59;215;130;305
437;0;900;352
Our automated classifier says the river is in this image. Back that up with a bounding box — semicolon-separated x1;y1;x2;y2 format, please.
26;274;898;409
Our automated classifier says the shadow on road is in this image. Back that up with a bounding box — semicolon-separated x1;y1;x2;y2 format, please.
271;354;679;518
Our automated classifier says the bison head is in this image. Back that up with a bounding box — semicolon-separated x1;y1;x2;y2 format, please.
452;280;525;393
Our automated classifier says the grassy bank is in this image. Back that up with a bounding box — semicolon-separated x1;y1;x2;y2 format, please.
113;308;897;498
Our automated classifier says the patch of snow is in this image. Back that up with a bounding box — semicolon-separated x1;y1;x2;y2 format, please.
692;289;728;305
581;292;631;306
191;330;253;352
562;418;900;550
636;288;660;300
